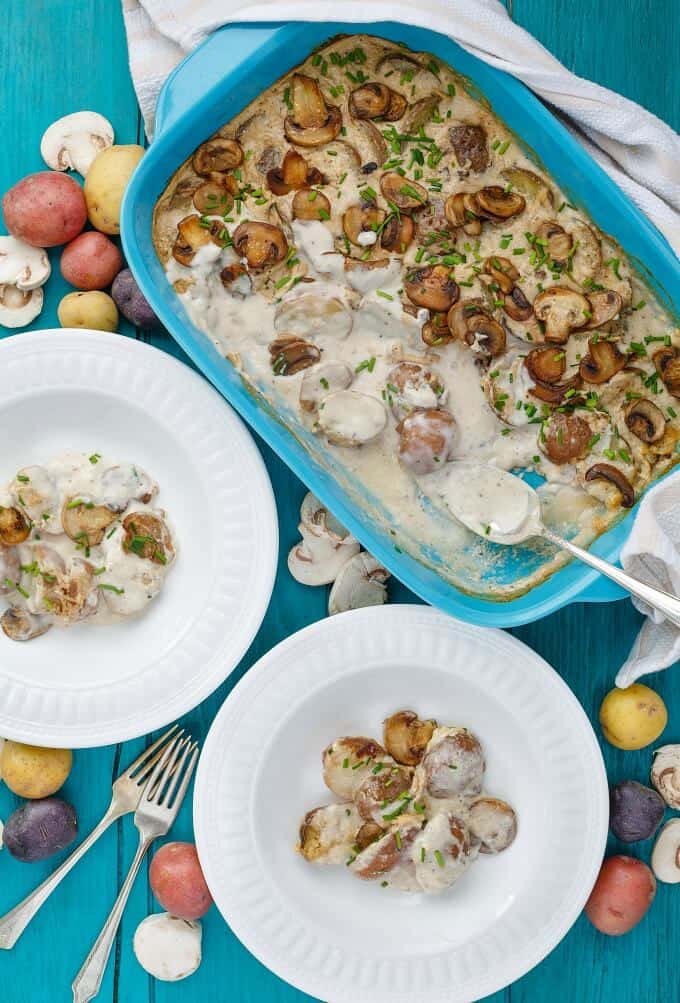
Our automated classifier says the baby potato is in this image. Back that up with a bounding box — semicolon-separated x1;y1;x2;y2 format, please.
111;267;161;329
2;171;87;246
4;797;77;861
149;842;213;920
58;290;118;331
84;144;145;235
585;855;656;935
1;740;72;798
60;231;123;290
599;683;667;750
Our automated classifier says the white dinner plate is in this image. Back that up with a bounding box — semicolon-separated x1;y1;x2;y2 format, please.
0;329;278;747
194;605;608;1003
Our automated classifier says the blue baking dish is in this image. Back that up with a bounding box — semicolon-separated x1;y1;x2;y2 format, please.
122;21;680;627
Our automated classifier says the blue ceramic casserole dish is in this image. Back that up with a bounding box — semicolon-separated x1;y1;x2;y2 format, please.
122;21;680;627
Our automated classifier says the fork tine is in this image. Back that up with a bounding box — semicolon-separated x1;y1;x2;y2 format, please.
131;730;184;788
139;733;184;803
121;724;180;781
159;736;193;807
165;743;199;819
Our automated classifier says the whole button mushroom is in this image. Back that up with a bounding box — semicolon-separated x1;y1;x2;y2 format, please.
133;913;202;982
40;112;114;177
651;745;680;808
609;781;665;842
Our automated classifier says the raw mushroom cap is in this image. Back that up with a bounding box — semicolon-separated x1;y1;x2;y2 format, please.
40;111;114;176
0;285;43;328
133;913;202;981
316;391;387;447
651;819;680;884
651;745;680;809
328;552;389;615
0;236;51;290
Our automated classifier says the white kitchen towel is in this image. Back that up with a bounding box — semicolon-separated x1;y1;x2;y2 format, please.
121;0;680;255
616;474;680;687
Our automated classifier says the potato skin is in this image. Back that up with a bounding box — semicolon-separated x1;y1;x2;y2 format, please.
84;145;145;235
2;172;87;246
111;268;161;329
4;797;78;861
58;290;118;332
599;684;667;750
585;855;656;935
60;231;123;290
1;741;72;799
149;842;213;920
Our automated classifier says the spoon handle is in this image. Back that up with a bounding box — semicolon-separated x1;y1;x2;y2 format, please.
543;527;680;628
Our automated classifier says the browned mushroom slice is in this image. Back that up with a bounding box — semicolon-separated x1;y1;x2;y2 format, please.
660;356;680;397
269;336;321;376
342;205;385;247
291;189;332;221
379;172;429;212
0;506;30;546
535;220;573;264
467;315;506;358
380;213;414;253
449;124;489;172
1;607;51;642
500;166;554;208
447;299;487;341
653;347;677;377
355;821;385;851
422;311;453;347
383;90;408;122
284;74;342;147
474;186;526;221
232;221;288;270
625;398;666;443
122;512;175;566
192;138;243;176
483;256;519;295
579;337;626;384
504;285;534;322
219;263;251;298
172;214;224;266
349;83;406;121
383;710;437;766
442;192;482;236
541;413;592;465
525;345;567;385
529;374;581;405
534;286;590;344
404;265;459;312
397;408;457;474
62;498;118;546
585;464;635;508
266;150;325;195
192;180;234;215
584;289;623;330
401;94;442;136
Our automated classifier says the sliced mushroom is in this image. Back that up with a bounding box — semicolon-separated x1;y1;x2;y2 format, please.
342;205;385;247
421;311;453;347
525;345;566;385
651;819;680;884
328;552;390;615
468;797;517;853
482;256;519;295
568;220;602;285
192;180;234;215
219;263;252;298
530;374;582;405
0;284;43;328
379;172;429;212
172;215;223;266
386;362;447;420
284;75;342;147
355;821;385;851
447;299;487;341
584;463;635;507
299;361;353;413
651;745;680;809
288;527;359;586
122;512;175;566
401;94;443;136
449;124;489;173
232;221;288;270
404;266;459;312
62;498;117;546
376;51;441;90
275;294;352;341
464;313;506;358
541;413;592;465
504;285;534;322
192;138;243;176
0;506;30;545
316;391;387;447
654;348;680;398
291;189;331;221
1;607;51;642
0;236;51;290
443;192;482;237
380;213;414;253
533;286;590;344
584;290;623;330
625;398;666;444
383;710;436;766
349;83;406;121
40;111;114;175
500;167;554;207
133;913;202;983
474;186;526;221
266;150;325;195
269;336;320;376
579;337;626;384
535;220;573;264
397;408;457;474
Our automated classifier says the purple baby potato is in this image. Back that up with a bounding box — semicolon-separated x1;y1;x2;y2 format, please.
4;797;78;862
609;781;665;842
111;268;161;329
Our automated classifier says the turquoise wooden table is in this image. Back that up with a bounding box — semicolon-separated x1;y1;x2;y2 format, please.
1;2;678;1001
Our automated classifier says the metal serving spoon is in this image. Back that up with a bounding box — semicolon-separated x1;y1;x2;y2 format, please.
419;460;680;627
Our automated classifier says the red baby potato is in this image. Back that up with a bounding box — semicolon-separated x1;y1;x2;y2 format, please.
2;172;87;247
585;855;656;935
149;841;213;920
60;232;123;290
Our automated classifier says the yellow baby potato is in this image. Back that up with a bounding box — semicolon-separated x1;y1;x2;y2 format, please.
599;683;668;750
84;144;145;235
1;741;73;798
58;290;119;331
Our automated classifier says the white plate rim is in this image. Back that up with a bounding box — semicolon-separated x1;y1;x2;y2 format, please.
193;605;608;1003
0;328;278;747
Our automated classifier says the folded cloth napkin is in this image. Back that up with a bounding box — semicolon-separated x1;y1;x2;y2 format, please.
121;0;680;254
616;474;680;687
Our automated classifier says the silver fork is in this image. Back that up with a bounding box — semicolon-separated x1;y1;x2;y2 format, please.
72;732;198;1003
0;724;182;951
